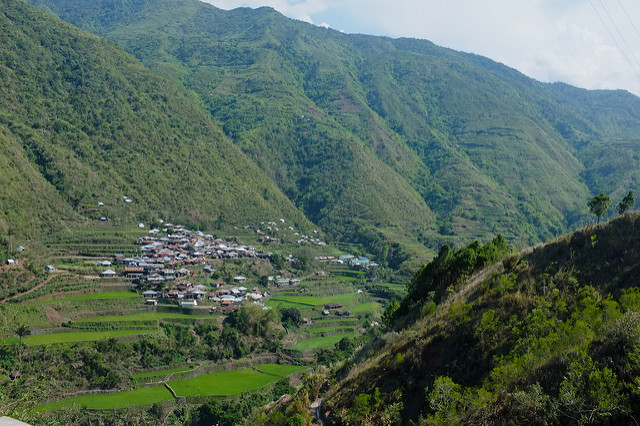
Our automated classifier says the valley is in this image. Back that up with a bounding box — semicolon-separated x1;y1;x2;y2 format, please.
2;0;640;424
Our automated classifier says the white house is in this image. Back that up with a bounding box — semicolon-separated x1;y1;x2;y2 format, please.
100;269;117;277
181;300;197;308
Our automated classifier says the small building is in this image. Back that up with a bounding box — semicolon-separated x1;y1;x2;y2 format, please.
181;300;197;308
146;299;157;306
9;371;20;380
325;303;342;309
97;260;112;267
233;276;246;283
44;265;56;272
7;259;15;265
143;290;159;298
100;269;117;278
16;246;25;253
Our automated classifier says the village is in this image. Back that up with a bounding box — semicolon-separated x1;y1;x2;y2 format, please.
88;222;380;315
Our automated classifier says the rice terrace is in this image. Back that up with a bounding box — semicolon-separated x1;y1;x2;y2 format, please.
1;220;395;423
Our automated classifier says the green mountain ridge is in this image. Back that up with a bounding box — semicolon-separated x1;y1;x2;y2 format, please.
29;0;640;253
0;0;314;242
324;213;640;424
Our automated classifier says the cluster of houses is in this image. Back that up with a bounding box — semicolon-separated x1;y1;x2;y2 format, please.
315;254;379;270
100;225;271;282
248;220;326;246
139;280;269;312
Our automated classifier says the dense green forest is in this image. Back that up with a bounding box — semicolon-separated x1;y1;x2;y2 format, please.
29;0;640;254
0;0;312;243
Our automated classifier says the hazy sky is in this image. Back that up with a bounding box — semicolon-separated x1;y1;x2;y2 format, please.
202;0;640;96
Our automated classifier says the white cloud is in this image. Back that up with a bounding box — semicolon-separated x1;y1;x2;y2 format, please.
201;0;640;96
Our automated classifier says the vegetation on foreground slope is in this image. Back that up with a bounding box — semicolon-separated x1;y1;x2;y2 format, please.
324;212;640;424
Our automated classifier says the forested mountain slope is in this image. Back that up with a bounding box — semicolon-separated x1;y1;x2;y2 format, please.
324;213;640;424
30;0;640;251
0;0;313;242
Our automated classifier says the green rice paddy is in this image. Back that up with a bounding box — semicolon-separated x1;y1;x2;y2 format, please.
29;291;140;305
268;293;358;307
306;326;355;333
0;329;160;345
37;364;307;412
132;365;197;380
37;384;174;411
74;312;216;323
168;364;306;397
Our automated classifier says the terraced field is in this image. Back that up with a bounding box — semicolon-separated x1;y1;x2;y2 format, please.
168;364;307;397
37;385;175;411
73;312;217;323
267;293;359;307
37;364;308;411
27;291;140;305
0;329;160;345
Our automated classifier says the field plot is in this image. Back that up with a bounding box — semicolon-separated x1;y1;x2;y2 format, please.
312;318;360;325
133;365;197;380
306;326;356;334
267;293;359;307
168;364;306;397
37;385;174;411
351;302;381;313
28;291;139;305
289;332;357;351
255;364;310;376
0;329;160;345
74;312;217;323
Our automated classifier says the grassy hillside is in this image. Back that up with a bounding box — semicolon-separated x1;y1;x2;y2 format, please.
0;0;313;244
324;212;640;424
29;0;640;253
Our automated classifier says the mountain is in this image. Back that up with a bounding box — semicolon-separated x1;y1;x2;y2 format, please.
323;213;640;424
0;0;313;242
28;0;640;255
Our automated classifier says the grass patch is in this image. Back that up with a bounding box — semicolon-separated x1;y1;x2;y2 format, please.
255;364;308;376
0;329;160;345
269;293;359;307
306;326;355;333
289;332;357;351
168;366;301;397
312;318;360;325
351;302;381;313
74;312;216;323
133;365;196;380
29;292;139;305
37;385;174;411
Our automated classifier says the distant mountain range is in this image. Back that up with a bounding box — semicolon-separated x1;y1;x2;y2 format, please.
3;0;640;264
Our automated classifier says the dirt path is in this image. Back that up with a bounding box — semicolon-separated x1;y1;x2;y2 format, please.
0;271;66;303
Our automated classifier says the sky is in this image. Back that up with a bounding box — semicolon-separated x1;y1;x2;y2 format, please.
202;0;640;97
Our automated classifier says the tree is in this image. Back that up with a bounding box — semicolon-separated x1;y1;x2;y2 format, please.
588;193;611;223
14;324;30;360
618;191;635;215
280;307;302;327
